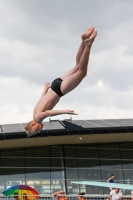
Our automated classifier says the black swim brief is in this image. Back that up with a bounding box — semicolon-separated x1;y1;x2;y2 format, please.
51;78;64;97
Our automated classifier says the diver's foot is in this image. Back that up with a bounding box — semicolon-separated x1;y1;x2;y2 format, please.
84;31;97;48
81;27;95;40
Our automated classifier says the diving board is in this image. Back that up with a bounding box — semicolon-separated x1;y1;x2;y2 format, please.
72;181;133;190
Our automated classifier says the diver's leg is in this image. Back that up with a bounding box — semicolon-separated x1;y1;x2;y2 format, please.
61;31;97;94
61;28;95;80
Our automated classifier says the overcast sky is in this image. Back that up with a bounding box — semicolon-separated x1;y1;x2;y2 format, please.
0;0;133;124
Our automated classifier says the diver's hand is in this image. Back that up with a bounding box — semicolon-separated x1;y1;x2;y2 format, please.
66;110;78;115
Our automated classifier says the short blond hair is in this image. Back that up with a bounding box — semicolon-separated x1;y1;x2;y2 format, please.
24;120;34;137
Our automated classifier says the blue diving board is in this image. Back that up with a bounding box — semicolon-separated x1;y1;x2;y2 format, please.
72;181;133;190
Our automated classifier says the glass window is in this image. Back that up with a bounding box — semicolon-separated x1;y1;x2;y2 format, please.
0;179;6;193
100;159;122;169
0;168;25;192
26;158;50;167
99;149;120;159
98;143;119;149
66;169;78;179
64;147;76;157
50;146;63;157
0;158;25;167
78;169;101;180
27;180;51;194
119;142;133;150
66;180;79;194
0;168;25;179
26;168;50;179
122;170;133;181
123;178;133;195
26;146;50;157
51;158;63;167
51;180;65;193
76;148;98;158
86;185;102;194
1;147;25;157
120;150;133;159
65;159;77;168
51;169;64;179
77;159;99;168
102;187;110;195
121;160;133;169
41;180;50;194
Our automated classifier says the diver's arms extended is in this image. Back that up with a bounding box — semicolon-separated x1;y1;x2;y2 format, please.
35;110;78;122
40;82;51;97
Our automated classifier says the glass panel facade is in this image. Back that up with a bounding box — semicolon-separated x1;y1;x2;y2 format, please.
0;142;133;195
78;169;101;180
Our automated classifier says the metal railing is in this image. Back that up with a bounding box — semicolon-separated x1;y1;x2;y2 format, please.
55;195;131;200
0;195;131;200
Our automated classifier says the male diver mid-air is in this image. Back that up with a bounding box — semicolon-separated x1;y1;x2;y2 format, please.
25;27;97;137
